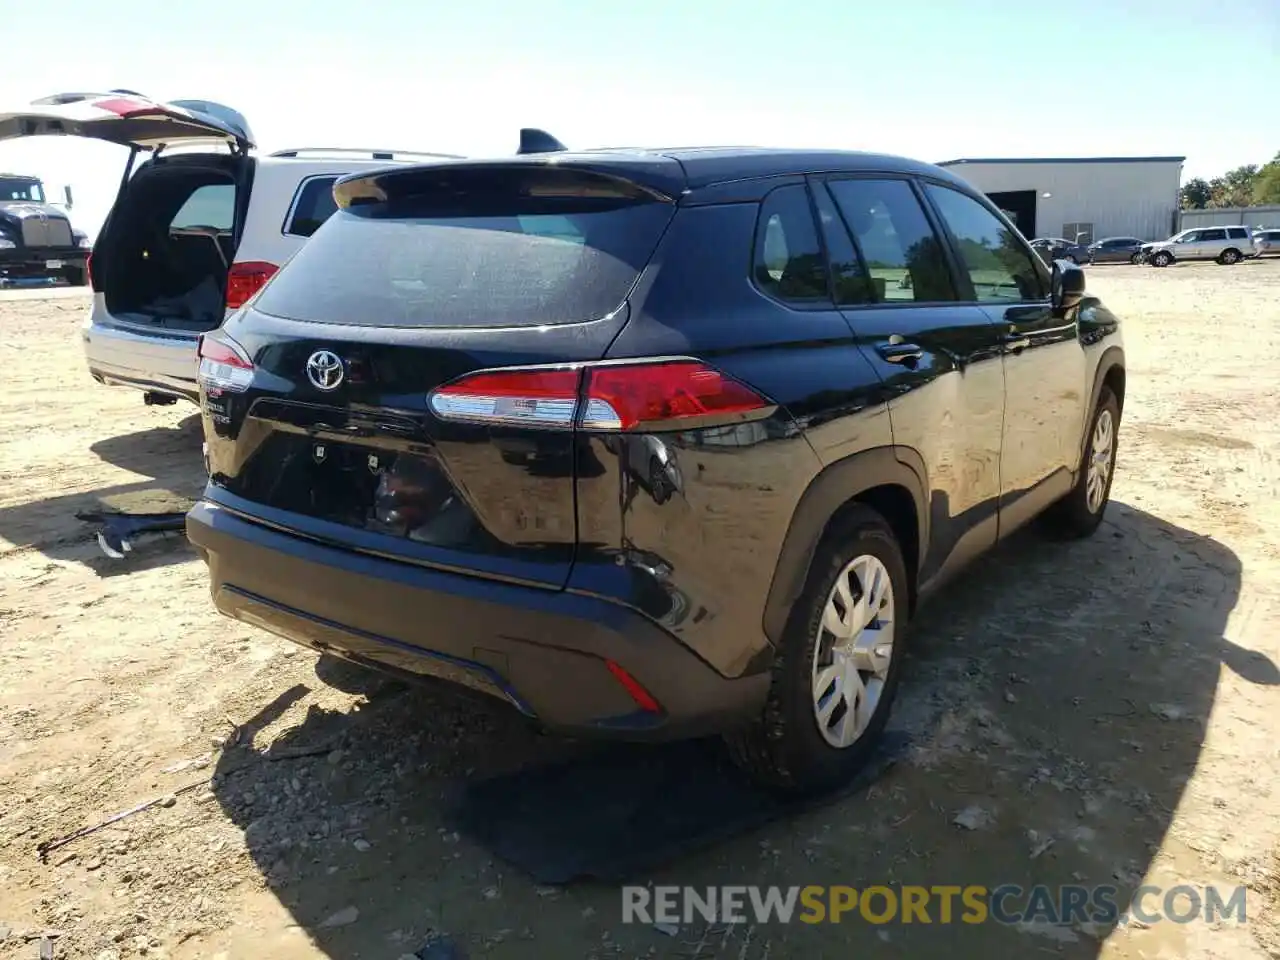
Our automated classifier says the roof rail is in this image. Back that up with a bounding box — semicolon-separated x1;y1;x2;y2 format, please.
268;147;464;161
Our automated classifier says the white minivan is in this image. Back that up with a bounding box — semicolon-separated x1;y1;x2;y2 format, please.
0;91;458;404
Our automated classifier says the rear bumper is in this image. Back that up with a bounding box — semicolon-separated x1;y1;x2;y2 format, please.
83;314;201;402
186;500;770;739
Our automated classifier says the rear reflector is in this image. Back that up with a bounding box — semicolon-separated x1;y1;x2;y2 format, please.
197;334;254;392
225;260;278;309
604;660;661;713
428;360;773;432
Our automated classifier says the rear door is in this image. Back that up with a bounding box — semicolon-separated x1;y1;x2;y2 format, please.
1197;228;1227;259
817;174;1006;585
199;162;679;590
919;180;1086;535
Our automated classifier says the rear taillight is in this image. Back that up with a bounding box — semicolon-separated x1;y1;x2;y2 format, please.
225;261;278;309
197;334;254;393
84;254;93;286
428;359;774;432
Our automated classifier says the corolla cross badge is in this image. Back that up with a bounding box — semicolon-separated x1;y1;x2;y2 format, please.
305;350;344;391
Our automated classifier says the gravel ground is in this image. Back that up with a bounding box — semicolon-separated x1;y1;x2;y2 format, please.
1;260;1278;960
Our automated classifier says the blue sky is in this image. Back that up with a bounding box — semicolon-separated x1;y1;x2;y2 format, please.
3;0;1277;238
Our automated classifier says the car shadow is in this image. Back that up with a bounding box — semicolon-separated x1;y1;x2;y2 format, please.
88;412;203;479
0;419;204;573
209;501;1271;958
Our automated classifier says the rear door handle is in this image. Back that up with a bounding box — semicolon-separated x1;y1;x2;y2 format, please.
876;339;923;364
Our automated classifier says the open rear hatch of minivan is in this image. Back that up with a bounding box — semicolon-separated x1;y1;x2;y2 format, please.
200;159;686;590
0;91;256;332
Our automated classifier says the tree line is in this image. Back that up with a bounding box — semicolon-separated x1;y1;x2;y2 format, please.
1180;152;1280;210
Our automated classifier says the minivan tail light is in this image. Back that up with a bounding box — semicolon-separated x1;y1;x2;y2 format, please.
197;334;254;393
428;360;773;432
225;260;278;309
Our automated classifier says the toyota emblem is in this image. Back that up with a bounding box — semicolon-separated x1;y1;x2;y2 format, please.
305;350;344;391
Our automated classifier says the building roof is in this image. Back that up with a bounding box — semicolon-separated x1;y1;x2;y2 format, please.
937;156;1186;167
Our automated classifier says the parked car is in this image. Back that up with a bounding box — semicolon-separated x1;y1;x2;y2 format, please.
1029;236;1091;265
187;145;1125;795
0;91;461;404
1251;228;1280;258
1087;236;1145;264
0;172;90;285
1140;226;1252;267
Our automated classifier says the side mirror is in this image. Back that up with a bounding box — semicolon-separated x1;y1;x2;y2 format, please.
63;186;74;209
1051;260;1086;312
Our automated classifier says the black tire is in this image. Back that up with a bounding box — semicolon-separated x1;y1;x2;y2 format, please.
62;266;87;286
1042;386;1120;539
1217;248;1241;265
724;505;908;795
1151;251;1173;267
1130;253;1143;265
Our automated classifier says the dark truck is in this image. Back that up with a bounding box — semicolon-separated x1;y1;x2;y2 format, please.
0;173;90;285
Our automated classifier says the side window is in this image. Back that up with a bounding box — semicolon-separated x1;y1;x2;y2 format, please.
1201;229;1227;241
809;183;875;305
826;178;956;303
752;185;829;304
924;184;1048;302
1226;227;1247;240
170;184;234;232
284;176;339;238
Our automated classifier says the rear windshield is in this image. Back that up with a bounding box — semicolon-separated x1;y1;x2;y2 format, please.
253;167;675;328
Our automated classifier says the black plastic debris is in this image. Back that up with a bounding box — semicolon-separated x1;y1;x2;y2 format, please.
76;510;189;559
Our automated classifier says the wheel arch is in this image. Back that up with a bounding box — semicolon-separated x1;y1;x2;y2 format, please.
1077;346;1125;466
762;446;928;645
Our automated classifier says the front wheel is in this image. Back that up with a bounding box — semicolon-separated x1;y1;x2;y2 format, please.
1151;251;1173;267
1130;252;1143;265
1042;386;1120;539
725;505;908;795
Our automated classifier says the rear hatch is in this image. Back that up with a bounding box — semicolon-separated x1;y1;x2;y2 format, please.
0;92;257;331
199;160;682;589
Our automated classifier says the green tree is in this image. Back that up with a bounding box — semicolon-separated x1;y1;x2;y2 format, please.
1209;165;1260;208
1254;153;1280;205
1180;178;1211;209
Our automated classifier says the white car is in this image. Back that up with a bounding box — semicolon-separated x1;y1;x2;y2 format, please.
1252;229;1280;258
0;91;459;404
1139;225;1253;268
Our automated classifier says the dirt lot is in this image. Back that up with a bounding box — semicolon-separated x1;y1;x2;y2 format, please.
1;261;1278;960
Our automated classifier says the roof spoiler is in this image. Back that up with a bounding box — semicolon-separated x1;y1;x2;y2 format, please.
517;128;568;155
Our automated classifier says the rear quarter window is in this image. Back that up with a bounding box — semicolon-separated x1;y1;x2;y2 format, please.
283;176;339;238
254;168;676;329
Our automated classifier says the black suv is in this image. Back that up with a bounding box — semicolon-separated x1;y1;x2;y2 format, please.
187;147;1125;794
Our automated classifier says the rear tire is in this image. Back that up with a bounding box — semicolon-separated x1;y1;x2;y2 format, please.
725;505;908;795
63;266;87;286
1218;249;1241;265
1042;386;1120;539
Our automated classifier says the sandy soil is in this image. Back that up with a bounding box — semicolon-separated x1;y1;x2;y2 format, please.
1;261;1278;960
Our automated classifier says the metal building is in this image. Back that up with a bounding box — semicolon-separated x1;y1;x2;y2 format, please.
937;156;1185;244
